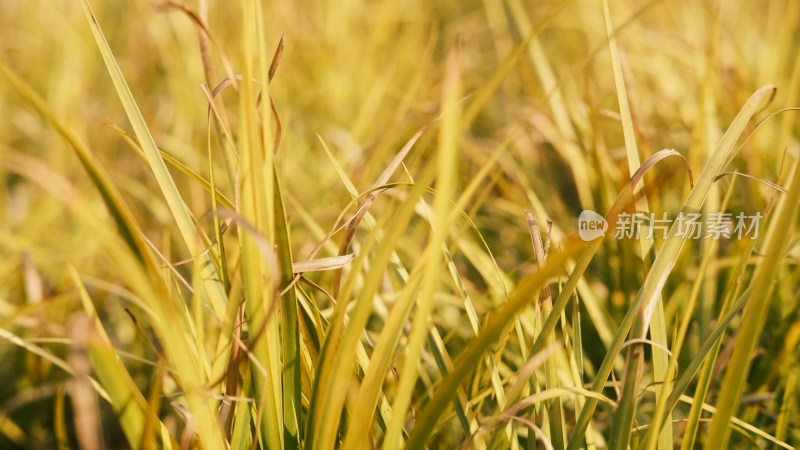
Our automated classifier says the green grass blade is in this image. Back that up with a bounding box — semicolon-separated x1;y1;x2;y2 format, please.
776;370;797;444
230;368;254;450
273;173;302;449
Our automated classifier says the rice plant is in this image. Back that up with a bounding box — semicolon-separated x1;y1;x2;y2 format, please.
0;0;798;449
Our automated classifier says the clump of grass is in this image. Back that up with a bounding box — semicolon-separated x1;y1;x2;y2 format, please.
0;0;798;449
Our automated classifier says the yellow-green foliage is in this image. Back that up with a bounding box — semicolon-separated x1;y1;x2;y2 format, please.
0;0;798;449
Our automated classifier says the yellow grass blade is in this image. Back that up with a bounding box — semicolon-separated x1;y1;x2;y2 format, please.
601;1;670;448
566;85;776;450
704;137;800;450
77;0;228;321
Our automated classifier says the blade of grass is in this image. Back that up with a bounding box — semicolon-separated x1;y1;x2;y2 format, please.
108;124;235;210
565;84;776;450
640;173;738;450
601;1;670;448
463;1;565;127
775;370;797;444
406;149;693;448
506;0;593;210
255;15;297;446
236;0;283;448
704;144;800;450
304;163;437;449
70;267;178;450
675;394;795;450
273;174;302;449
382;46;462;450
341;136;511;449
0;62;147;263
229;367;254;450
404;236;585;448
527;213;564;450
479;149;690;449
54;387;69;450
77;6;235;431
78;0;228;324
3;138;219;450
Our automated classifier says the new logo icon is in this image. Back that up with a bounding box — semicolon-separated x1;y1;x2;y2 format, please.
578;210;607;241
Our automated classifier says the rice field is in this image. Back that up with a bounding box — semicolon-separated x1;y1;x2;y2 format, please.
0;0;798;449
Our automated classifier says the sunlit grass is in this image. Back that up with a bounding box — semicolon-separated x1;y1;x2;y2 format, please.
0;0;798;449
